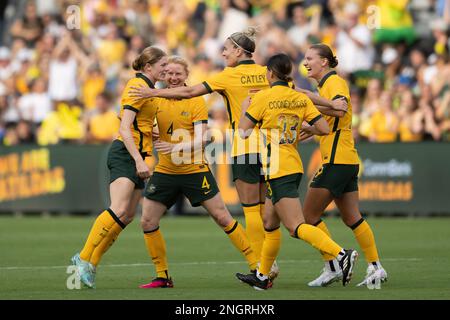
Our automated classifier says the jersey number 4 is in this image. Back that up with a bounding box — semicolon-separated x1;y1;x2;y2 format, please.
167;122;173;135
202;176;211;190
278;114;299;144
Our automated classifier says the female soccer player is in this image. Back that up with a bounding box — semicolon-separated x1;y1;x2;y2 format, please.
138;56;258;288
301;44;387;288
128;28;345;279
235;53;358;290
71;46;168;288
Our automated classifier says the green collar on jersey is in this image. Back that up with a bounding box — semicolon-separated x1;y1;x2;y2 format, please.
271;80;289;87
236;60;256;66
136;73;155;89
318;70;337;88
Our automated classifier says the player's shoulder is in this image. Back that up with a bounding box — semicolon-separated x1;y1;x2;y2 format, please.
251;63;267;71
329;73;348;87
188;95;206;106
124;76;146;90
291;89;310;102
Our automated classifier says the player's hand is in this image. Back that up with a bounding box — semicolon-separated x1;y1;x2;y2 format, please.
152;131;160;141
331;97;348;112
154;140;175;154
298;131;313;142
300;122;314;135
135;159;151;179
129;85;154;100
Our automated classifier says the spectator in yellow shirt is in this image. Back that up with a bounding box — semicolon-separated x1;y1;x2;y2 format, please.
85;92;120;144
81;64;106;111
369;91;399;142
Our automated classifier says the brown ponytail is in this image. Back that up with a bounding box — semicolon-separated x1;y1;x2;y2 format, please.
310;43;339;68
228;27;258;57
132;46;167;71
267;53;293;82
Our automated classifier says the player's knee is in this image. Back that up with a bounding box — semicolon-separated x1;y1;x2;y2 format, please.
288;222;303;238
110;206;134;226
342;215;361;228
213;208;232;227
140;215;159;231
120;214;134;225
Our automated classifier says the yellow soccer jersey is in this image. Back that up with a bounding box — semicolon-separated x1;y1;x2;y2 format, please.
317;71;359;165
246;81;322;180
203;60;269;157
154;95;209;175
118;73;159;155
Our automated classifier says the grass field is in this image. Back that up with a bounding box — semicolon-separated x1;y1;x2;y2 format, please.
1;215;449;300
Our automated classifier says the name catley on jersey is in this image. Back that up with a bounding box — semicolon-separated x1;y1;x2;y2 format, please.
245;81;322;180
203;60;269;157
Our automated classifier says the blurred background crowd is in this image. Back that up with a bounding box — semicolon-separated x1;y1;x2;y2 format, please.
0;0;449;147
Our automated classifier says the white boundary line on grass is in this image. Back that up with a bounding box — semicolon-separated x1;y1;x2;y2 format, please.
0;258;421;271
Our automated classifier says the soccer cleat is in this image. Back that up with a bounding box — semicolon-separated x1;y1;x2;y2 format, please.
357;264;388;289
308;267;343;287
71;253;96;288
338;249;358;286
268;260;280;281
139;277;174;288
236;272;273;291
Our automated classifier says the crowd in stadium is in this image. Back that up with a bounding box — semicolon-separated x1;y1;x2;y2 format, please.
0;0;449;146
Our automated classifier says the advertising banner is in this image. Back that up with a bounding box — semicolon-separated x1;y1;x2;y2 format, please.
1;143;449;215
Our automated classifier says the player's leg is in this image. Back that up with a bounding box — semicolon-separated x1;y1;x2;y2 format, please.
139;198;173;288
181;170;257;271
259;181;279;280
78;178;135;262
304;164;354;287
334;191;387;288
303;187;343;286
274;174;356;286
201;193;258;272
234;179;264;258
71;177;136;288
139;173;179;288
276;196;357;287
235;196;279;290
89;187;142;267
232;154;265;260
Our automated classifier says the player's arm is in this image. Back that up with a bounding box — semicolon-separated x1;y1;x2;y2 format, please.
301;117;330;136
155;122;207;154
119;110;150;179
315;105;346;118
300;98;330;139
129;83;208;100
297;88;348;112
238;96;258;139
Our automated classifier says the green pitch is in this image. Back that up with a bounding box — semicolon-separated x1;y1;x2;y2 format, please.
0;216;449;300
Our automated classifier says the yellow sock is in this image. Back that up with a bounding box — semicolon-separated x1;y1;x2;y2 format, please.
90;222;124;267
143;227;169;279
259;227;281;276
242;203;265;260
314;220;335;261
352;218;379;263
224;220;258;271
80;209;125;262
295;223;342;258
